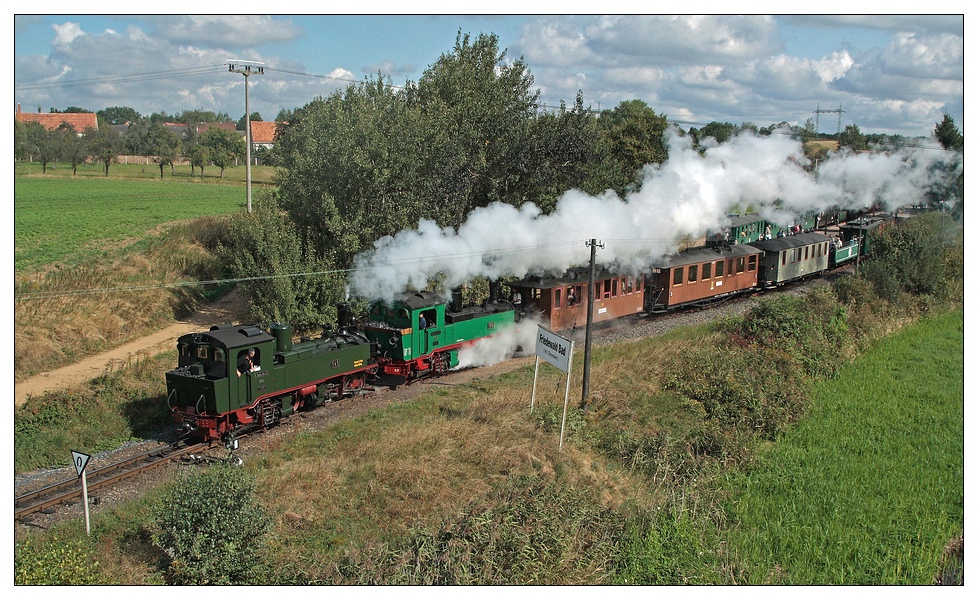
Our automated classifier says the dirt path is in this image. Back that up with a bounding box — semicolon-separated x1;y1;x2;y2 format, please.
15;291;252;407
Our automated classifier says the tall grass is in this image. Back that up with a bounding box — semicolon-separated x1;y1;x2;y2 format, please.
719;309;963;584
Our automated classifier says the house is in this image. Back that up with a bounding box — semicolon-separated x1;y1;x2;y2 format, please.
15;104;98;134
250;121;280;150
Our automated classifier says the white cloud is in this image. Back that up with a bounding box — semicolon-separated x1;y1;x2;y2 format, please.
148;15;305;49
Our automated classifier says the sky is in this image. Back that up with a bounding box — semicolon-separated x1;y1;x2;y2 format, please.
10;10;965;138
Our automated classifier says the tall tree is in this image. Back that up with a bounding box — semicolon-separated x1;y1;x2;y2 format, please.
23;121;59;173
57;123;89;175
415;31;540;227
97;105;141;125
933;114;963;152
146;123;182;178
201;127;245;177
588;99;669;195
838;124;868;151
85;123;124;176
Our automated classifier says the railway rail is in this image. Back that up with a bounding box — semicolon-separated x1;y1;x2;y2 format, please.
14;439;213;520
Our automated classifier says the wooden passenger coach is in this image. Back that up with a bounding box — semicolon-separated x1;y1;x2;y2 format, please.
645;244;762;312
508;268;646;333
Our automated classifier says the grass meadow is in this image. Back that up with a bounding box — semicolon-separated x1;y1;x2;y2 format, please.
14;164;257;380
719;309;964;584
14;170;271;272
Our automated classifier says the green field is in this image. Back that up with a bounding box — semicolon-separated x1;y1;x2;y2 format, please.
720;309;964;584
15;176;249;272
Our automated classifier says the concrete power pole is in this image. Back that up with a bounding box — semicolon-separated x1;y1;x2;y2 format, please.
228;60;264;213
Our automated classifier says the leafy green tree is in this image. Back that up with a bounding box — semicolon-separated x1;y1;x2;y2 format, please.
838;124;868;151
23;121;59;172
860;212;947;300
186;143;210;177
236;111;262;131
57;123;89;175
96;105;141;125
415;31;541;227
146;123;182;178
587;99;668;195
221;194;347;329
523;92;600;209
152;462;271;585
695;121;736;145
201;126;245;177
934;114;963;152
121;118;150;155
85;122;124;175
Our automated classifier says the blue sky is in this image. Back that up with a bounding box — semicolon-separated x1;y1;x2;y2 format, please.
11;11;965;137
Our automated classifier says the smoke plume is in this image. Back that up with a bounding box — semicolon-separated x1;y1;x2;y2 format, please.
350;129;956;302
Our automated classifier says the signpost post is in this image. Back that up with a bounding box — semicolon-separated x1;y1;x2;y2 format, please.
71;450;92;535
532;326;575;452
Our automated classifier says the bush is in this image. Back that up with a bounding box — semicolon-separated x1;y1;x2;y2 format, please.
15;536;104;585
151;462;272;585
336;475;625;584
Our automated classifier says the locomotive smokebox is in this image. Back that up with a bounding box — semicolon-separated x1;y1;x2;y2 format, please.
270;323;293;352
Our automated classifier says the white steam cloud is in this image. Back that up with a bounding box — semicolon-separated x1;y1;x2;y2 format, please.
350;129;956;302
454;316;542;370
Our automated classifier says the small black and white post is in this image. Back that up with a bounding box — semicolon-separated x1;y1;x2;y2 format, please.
71;450;92;535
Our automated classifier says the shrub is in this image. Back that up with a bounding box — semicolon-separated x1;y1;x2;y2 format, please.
335;474;625;584
14;536;104;585
151;462;272;585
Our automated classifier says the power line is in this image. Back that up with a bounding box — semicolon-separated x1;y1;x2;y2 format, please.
14;65;227;91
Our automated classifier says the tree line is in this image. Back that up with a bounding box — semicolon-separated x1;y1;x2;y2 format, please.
13;104;278;178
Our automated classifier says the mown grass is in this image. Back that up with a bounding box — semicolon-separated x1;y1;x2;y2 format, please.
15;175;256;271
718;309;964;584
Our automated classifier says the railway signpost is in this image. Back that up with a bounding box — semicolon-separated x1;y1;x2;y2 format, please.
71;450;92;535
531;326;575;452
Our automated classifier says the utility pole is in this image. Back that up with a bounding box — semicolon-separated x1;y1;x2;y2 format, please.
580;239;604;413
228;60;264;213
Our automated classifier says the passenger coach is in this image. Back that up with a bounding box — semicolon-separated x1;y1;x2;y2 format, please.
749;233;831;287
645;244;762;312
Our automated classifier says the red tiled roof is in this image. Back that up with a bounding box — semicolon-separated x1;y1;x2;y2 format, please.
15;111;98;132
250;121;279;144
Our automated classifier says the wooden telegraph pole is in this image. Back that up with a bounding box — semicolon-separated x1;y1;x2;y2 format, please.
580;239;603;413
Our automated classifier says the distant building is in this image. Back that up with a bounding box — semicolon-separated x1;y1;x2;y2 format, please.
15;103;98;134
192;122;238;135
250;121;280;150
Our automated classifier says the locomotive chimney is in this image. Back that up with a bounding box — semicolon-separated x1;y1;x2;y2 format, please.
337;302;352;328
450;288;464;312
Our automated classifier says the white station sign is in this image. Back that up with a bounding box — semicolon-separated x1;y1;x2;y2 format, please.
535;326;572;373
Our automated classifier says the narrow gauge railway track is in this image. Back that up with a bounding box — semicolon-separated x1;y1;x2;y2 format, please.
15;439;213;520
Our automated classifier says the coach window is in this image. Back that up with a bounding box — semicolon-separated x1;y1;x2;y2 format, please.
782;251;787;266
805;246;809;260
609;278;618;298
714;260;724;277
702;262;711;280
736;257;745;273
748;255;757;271
688;264;698;282
554;288;562;309
673;267;684;286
